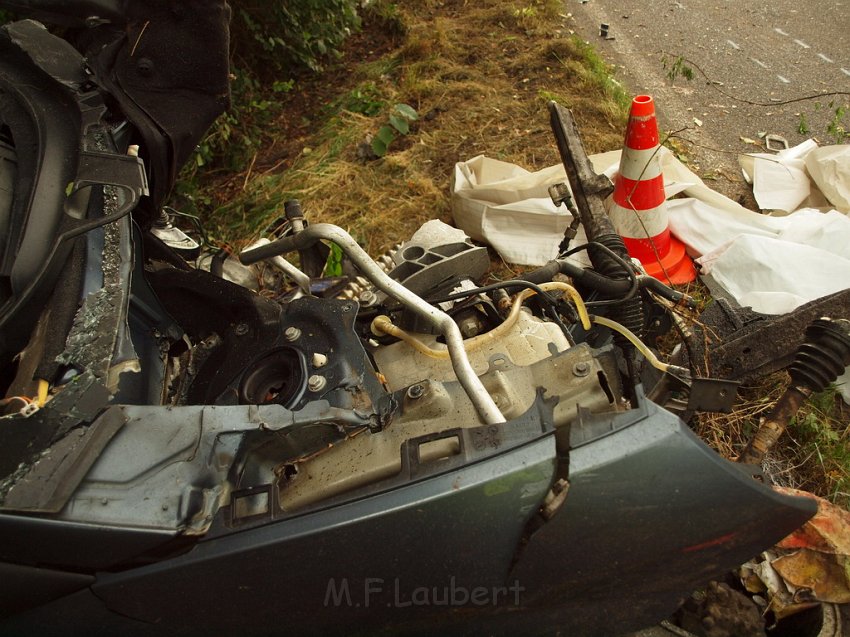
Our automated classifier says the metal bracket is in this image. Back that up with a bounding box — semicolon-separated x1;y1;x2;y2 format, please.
687;377;740;413
764;134;789;153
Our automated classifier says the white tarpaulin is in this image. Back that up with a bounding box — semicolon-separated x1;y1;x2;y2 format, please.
450;155;582;266
806;145;850;213
451;149;696;266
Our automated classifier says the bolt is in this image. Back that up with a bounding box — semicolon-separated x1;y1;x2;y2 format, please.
407;384;425;399
308;374;327;393
359;290;377;306
284;327;301;342
572;361;591;377
234;322;249;336
458;314;482;339
342;303;353;313
136;57;154;76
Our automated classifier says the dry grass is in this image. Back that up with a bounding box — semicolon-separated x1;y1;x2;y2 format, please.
694;371;850;507
195;0;628;254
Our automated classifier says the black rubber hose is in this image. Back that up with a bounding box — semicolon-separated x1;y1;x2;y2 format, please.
587;233;645;339
210;248;228;279
518;259;695;309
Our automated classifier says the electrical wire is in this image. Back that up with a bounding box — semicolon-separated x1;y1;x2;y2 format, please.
163;206;210;248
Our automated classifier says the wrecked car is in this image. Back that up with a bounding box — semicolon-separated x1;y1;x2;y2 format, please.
0;2;822;635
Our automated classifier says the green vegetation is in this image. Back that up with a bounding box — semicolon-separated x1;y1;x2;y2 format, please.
186;0;362;174
791;387;850;507
181;0;628;252
230;1;361;76
662;54;695;83
371;103;419;157
826;104;849;143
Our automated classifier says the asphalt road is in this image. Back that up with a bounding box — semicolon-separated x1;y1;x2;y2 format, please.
568;0;850;201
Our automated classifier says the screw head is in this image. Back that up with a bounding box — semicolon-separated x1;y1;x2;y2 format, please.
284;327;301;342
308;374;327;393
136;57;154;76
407;384;425;399
234;322;249;336
572;361;591;377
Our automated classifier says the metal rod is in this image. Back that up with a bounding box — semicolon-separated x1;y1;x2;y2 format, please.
241;238;312;296
739;387;806;465
241;224;506;424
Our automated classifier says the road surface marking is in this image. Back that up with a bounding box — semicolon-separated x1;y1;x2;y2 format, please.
751;58;769;69
817;53;834;63
777;75;791;84
774;28;788;36
793;39;811;49
727;40;740;50
842;68;850;77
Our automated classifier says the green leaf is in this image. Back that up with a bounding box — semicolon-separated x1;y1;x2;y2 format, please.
324;242;344;277
394;103;419;121
389;114;410;135
371;136;388;157
376;125;396;145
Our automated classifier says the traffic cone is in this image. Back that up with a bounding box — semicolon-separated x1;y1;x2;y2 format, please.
608;95;696;284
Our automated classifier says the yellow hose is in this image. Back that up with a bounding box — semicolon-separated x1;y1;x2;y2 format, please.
538;282;592;331
372;283;680;378
371;282;591;360
590;315;670;373
36;379;49;407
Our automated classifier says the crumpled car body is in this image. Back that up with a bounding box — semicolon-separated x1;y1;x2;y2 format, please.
0;4;815;636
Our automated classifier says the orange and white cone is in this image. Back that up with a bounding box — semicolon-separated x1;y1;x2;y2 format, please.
608;95;696;284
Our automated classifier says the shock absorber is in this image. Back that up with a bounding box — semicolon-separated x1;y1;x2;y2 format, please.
740;317;850;465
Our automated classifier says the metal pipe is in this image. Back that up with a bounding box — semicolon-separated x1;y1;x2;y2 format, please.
241;238;312;296
241;224;506;424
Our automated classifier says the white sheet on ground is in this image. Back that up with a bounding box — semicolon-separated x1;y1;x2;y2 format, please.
739;140;819;212
451;148;732;266
805;145;850;213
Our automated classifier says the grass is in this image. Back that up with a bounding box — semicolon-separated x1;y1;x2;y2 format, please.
179;0;628;255
696;373;850;508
